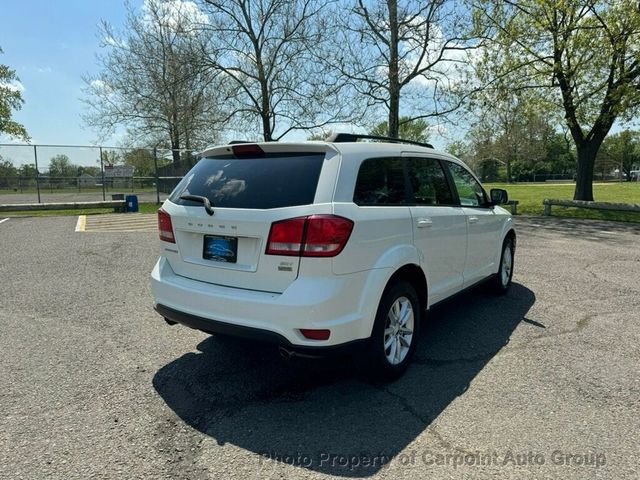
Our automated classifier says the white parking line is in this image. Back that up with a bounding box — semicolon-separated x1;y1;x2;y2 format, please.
0;218;9;225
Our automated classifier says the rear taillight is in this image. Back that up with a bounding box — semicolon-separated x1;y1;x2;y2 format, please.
158;208;175;243
303;215;353;257
265;217;306;255
265;215;353;257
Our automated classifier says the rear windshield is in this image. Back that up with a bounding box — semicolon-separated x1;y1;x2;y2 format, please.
169;152;325;209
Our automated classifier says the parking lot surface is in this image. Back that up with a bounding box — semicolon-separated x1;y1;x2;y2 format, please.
0;215;639;479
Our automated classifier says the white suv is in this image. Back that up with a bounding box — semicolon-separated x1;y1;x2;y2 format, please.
151;134;515;380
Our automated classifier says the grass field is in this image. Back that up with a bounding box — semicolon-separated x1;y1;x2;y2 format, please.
486;181;640;223
2;182;640;223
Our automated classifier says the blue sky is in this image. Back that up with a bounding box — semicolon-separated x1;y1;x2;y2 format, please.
1;0;137;147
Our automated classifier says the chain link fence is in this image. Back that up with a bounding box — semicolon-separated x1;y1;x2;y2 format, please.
0;144;197;205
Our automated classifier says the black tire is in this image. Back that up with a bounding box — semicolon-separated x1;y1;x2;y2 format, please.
491;236;515;294
358;281;421;381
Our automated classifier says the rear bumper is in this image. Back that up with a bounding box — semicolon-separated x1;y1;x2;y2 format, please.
155;303;366;357
151;256;390;348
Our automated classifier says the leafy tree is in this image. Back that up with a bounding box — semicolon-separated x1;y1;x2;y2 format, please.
473;0;640;200
100;149;121;167
445;140;469;160
200;0;353;141
0;156;18;187
0;47;29;140
48;154;76;178
461;95;576;182
123;149;162;177
336;0;480;138
369;117;430;143
307;130;335;141
84;0;224;161
597;130;640;180
18;163;37;178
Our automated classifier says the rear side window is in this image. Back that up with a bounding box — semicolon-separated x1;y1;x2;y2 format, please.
169;153;324;209
406;158;455;205
353;157;408;206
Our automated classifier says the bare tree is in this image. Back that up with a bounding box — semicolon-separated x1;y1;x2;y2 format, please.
335;0;480;138
83;0;226;162
199;0;355;141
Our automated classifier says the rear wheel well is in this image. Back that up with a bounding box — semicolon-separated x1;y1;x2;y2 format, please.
386;264;428;311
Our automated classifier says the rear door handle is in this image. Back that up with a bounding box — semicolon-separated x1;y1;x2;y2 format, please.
468;216;479;224
416;218;433;228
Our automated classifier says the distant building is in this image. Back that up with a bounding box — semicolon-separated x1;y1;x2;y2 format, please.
103;165;135;178
77;173;96;187
103;164;135;188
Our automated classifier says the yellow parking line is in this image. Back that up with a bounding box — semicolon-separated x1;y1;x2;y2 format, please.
81;213;157;233
75;215;86;232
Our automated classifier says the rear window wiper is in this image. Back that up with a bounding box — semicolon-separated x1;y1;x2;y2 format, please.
179;194;215;216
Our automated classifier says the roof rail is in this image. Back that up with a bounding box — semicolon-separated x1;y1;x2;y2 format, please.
325;132;433;149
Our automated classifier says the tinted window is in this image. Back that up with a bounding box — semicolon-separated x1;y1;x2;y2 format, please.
446;161;487;207
407;158;454;205
353;157;408;206
169;153;324;209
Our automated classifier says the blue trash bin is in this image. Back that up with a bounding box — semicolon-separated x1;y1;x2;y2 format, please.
125;195;139;212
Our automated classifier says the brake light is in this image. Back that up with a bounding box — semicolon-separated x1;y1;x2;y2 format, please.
303;215;353;257
232;143;265;157
265;217;306;255
265;215;353;257
158;208;175;243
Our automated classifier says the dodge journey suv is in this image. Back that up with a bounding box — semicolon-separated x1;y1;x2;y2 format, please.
151;133;515;380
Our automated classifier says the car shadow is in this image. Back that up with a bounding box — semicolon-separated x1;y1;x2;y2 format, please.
153;282;535;477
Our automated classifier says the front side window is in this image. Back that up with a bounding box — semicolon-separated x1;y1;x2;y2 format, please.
446;161;488;207
353;157;408;206
407;158;455;205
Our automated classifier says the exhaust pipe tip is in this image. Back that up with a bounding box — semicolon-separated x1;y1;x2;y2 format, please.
279;345;324;360
279;346;294;360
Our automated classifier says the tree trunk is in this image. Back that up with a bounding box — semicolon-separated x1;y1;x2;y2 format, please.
257;53;272;141
170;114;181;163
171;127;180;163
261;112;272;142
574;143;597;201
387;0;399;138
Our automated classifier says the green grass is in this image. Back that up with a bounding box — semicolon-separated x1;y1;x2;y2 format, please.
2;202;161;217
486;181;640;223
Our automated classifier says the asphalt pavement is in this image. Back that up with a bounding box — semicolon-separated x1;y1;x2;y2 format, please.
0;215;638;479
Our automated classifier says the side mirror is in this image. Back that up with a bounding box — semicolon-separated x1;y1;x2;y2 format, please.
490;188;509;205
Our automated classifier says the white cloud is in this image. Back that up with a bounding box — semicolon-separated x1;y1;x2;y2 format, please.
90;79;106;89
143;0;209;30
0;80;25;93
89;79;114;97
